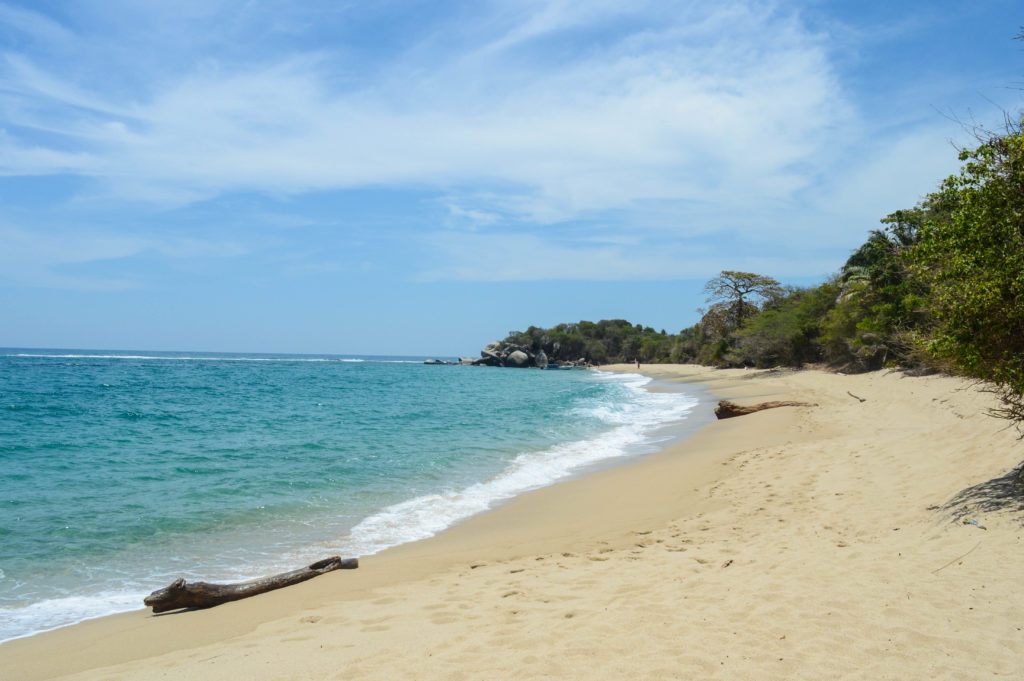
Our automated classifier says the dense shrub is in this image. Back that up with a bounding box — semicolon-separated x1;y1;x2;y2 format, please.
909;121;1024;423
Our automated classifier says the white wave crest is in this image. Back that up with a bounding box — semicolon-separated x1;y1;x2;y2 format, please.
337;373;698;557
0;591;145;644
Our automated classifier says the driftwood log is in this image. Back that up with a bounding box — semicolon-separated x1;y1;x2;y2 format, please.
714;400;816;420
144;556;358;613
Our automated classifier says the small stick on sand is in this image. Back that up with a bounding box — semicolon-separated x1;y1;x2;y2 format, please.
931;541;982;575
847;391;867;403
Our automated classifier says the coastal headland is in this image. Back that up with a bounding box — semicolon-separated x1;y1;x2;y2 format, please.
3;365;1022;680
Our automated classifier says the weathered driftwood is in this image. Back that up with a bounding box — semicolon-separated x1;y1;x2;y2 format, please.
144;556;358;613
714;400;816;420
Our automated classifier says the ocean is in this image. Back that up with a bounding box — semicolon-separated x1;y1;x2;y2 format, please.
0;349;707;642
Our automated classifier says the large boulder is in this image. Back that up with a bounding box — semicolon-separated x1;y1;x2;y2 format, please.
505;350;530;368
534;349;548;368
480;341;503;362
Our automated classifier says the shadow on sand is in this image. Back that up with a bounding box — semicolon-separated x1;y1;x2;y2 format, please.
942;464;1024;524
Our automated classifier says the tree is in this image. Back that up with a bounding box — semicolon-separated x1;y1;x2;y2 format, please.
909;119;1024;427
820;207;930;370
731;281;839;367
703;271;784;329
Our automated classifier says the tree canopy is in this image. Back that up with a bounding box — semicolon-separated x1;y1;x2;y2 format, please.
910;120;1024;422
703;271;784;328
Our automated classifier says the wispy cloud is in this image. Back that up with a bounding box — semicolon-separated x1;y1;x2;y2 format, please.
0;3;74;46
0;222;248;289
0;224;143;289
0;0;1016;289
0;2;847;215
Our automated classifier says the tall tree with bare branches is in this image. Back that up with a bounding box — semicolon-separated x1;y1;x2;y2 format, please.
703;271;784;329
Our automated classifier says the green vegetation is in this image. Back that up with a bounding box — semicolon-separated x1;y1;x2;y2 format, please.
501;117;1024;428
910;121;1024;422
703;271;785;329
501;320;677;366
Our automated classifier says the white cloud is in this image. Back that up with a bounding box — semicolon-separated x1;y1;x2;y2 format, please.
0;1;849;219
0;1;1012;287
445;203;501;229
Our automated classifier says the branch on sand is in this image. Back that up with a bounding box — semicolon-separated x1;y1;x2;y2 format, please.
714;400;816;420
144;556;358;613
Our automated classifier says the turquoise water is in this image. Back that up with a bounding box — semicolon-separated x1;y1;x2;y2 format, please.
0;349;703;642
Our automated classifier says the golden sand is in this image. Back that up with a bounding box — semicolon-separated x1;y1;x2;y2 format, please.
3;365;1022;680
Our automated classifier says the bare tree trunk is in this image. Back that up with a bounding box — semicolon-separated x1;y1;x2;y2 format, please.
144;556;358;613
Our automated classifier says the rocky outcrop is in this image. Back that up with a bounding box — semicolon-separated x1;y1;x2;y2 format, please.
468;342;587;369
474;341;504;367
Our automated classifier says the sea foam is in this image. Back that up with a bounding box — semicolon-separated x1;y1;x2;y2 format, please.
337;372;698;557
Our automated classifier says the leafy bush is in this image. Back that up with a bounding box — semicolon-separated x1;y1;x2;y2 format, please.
909;120;1024;422
731;281;839;367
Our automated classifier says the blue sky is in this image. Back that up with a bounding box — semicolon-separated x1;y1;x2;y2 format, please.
0;0;1020;355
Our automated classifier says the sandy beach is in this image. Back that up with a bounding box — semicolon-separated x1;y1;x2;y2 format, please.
2;365;1022;680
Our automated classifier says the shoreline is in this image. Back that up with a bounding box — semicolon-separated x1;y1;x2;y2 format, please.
0;361;691;646
3;364;1023;679
0;365;720;651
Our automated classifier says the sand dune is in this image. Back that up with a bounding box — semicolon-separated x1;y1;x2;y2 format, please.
3;366;1022;680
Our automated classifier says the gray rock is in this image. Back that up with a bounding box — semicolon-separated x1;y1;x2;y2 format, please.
535;350;548;367
505;350;530;368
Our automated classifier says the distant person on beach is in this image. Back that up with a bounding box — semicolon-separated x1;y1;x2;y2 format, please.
636;358;640;368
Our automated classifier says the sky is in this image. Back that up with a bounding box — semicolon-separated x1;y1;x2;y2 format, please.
0;0;1021;356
